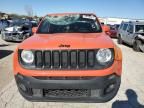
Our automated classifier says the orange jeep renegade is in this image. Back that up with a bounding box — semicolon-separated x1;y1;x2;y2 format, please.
13;13;122;102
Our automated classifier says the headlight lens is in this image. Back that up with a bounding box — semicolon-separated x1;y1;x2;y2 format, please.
96;48;113;65
21;50;34;64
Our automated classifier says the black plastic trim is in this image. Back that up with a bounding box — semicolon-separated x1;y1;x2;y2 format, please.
15;74;121;102
18;48;114;70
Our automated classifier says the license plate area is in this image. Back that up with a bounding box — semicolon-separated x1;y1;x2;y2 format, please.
43;89;90;97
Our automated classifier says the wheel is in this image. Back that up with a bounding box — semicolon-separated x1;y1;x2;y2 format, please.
133;40;141;52
118;36;123;44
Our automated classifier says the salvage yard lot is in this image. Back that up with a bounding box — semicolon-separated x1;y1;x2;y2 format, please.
0;35;144;108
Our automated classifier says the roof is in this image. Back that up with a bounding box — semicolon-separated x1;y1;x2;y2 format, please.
47;13;97;16
122;21;144;25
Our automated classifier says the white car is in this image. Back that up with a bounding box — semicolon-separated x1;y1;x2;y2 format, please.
117;21;144;52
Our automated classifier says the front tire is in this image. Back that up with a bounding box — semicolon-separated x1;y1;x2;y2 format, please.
133;40;141;52
1;33;6;41
118;35;123;44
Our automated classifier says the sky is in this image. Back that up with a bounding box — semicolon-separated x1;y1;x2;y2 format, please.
0;0;144;19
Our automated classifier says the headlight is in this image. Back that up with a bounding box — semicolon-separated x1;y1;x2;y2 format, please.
96;48;113;65
21;50;34;64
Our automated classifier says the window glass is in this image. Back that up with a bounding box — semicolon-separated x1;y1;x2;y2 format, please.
122;24;128;31
128;24;133;33
37;14;102;34
119;23;123;29
135;25;144;33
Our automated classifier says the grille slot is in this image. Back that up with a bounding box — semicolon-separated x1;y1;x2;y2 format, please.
70;51;77;68
44;51;51;68
52;51;60;68
61;51;69;68
87;50;95;67
78;50;86;68
35;51;43;68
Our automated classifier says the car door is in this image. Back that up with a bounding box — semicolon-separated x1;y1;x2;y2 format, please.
0;21;2;31
126;24;134;45
117;23;123;37
121;23;128;42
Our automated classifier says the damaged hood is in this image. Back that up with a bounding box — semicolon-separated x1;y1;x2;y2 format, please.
5;26;21;32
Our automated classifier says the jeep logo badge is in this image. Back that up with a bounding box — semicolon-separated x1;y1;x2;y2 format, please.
59;44;70;48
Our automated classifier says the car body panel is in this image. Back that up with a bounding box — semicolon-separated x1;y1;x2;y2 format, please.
109;29;117;38
18;33;114;50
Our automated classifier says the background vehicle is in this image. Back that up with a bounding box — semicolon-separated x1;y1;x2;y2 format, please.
1;19;33;42
108;24;120;38
101;24;111;36
117;21;144;52
13;13;122;102
31;20;38;28
0;19;10;34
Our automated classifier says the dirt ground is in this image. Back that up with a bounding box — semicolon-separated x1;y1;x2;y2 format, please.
0;38;19;90
0;36;144;108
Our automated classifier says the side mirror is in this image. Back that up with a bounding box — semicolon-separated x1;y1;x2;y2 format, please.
32;27;37;33
102;25;110;35
127;30;133;34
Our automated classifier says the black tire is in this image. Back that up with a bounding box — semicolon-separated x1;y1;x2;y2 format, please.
118;36;123;44
133;40;141;52
1;34;6;41
23;35;27;41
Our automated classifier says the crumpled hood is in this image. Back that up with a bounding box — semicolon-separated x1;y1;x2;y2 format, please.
18;33;114;50
5;26;21;32
135;32;144;36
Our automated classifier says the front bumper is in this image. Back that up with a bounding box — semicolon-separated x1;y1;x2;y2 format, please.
1;33;22;41
1;32;28;41
15;74;121;102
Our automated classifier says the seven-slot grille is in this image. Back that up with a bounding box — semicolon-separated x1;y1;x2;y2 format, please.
34;50;97;69
20;49;114;70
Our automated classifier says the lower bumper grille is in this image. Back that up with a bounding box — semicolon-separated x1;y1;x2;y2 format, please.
43;89;90;97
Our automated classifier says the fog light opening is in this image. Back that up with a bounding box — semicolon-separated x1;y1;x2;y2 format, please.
19;83;27;92
104;84;115;94
108;74;116;80
32;89;43;97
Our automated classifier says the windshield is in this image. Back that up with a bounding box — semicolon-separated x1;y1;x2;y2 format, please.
115;25;120;30
9;20;32;27
135;25;144;33
10;22;22;26
37;14;102;34
0;20;10;28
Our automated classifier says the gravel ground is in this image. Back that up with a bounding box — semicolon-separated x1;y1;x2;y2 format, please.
0;36;144;108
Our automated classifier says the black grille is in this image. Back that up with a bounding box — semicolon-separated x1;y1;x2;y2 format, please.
35;50;97;69
19;49;114;70
43;89;90;97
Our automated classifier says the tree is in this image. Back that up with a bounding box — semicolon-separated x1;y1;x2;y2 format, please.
24;5;33;17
